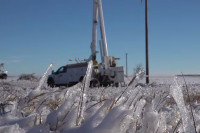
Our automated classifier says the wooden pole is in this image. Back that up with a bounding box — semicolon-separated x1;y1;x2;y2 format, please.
145;0;149;84
126;53;128;76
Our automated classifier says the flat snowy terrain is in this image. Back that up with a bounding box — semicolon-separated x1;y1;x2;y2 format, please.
0;73;200;133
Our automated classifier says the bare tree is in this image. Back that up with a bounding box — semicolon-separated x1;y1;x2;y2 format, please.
0;63;4;71
133;64;144;75
0;63;4;68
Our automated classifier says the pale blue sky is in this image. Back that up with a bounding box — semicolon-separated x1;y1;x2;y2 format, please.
0;0;200;76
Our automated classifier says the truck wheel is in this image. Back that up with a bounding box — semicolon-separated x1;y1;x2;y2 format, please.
90;79;100;88
101;76;110;87
115;83;119;87
2;74;7;79
47;78;55;88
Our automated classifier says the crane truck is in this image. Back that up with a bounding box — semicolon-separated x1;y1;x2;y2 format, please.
47;0;124;87
0;63;7;79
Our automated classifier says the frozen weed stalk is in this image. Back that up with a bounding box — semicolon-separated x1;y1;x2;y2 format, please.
28;64;53;100
170;77;196;133
76;60;93;126
115;70;145;105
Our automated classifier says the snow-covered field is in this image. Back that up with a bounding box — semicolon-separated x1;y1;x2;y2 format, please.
0;73;200;133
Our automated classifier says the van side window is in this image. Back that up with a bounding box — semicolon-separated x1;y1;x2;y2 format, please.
57;66;66;73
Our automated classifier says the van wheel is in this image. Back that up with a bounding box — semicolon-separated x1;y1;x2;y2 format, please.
2;74;7;79
48;78;55;88
79;76;84;82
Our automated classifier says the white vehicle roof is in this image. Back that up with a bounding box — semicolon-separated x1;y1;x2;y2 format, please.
66;62;88;69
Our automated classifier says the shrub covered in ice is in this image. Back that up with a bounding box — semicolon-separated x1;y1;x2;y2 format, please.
0;68;199;133
18;74;38;81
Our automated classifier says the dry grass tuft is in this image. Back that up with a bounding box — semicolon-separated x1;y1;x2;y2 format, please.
46;99;62;111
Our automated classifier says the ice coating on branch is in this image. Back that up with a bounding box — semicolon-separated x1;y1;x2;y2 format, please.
115;70;145;105
128;70;145;87
94;106;129;133
126;99;146;133
76;60;93;126
83;60;93;89
27;124;50;133
0;124;25;133
170;77;196;133
37;64;54;91
142;103;159;133
157;112;167;133
28;64;53;99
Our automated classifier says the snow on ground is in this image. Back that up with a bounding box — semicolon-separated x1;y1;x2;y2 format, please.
0;74;200;133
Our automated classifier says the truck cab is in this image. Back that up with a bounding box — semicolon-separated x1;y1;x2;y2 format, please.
0;63;7;79
47;62;88;87
0;70;7;79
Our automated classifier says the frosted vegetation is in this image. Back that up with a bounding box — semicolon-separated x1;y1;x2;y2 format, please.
0;65;200;132
18;73;38;81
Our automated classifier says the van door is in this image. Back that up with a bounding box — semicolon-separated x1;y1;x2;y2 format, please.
54;66;67;85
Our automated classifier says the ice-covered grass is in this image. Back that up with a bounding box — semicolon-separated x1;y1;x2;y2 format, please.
0;72;200;132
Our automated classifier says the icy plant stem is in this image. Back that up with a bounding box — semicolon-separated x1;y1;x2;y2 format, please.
171;119;181;133
76;61;93;126
181;73;197;133
28;64;53;100
132;99;146;132
86;99;107;111
128;70;145;86
37;64;53;90
115;70;145;104
170;77;195;133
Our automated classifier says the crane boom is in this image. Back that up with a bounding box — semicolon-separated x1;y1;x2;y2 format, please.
91;0;108;61
90;0;98;60
89;0;124;87
97;0;109;57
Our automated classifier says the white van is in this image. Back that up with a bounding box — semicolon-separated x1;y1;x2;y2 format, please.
47;62;88;87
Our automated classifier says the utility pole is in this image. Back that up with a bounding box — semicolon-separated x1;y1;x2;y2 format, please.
145;0;149;84
126;53;128;76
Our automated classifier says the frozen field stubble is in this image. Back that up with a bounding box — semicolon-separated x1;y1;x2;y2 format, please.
0;75;200;133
